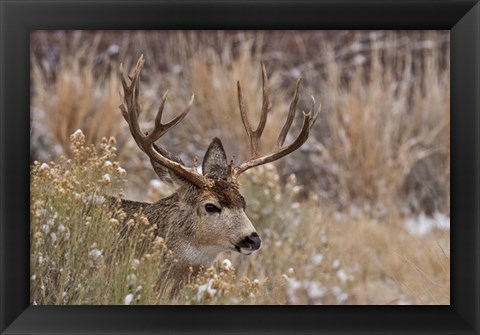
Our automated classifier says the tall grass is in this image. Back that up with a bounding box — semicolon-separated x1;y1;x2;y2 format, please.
320;33;450;214
31;33;123;159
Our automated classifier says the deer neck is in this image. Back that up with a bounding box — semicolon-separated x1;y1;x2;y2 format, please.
176;242;222;267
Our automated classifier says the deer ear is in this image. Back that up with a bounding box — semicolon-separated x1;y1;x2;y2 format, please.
202;137;228;179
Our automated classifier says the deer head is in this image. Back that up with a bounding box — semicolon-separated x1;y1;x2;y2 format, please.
119;55;320;260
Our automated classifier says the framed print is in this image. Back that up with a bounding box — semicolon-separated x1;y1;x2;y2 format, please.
1;0;479;334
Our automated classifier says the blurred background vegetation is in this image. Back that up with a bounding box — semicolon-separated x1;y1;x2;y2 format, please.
30;30;450;305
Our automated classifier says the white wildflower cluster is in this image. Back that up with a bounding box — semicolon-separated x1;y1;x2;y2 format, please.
126;274;137;286
132;259;140;269
83;194;106;205
40;219;54;234
88;248;103;262
99;152;127;185
87;243;104;268
122;257;144;305
123;279;142;304
101;174;111;185
56;224;70;242
124;294;134;305
49;232;57;245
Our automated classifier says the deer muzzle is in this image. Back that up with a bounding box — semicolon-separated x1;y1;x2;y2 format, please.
236;232;261;255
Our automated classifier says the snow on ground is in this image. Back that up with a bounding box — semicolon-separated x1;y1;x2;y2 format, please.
404;212;450;236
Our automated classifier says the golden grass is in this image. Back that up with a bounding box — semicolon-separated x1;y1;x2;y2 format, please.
320;34;450;213
327;214;449;304
31;34;123;158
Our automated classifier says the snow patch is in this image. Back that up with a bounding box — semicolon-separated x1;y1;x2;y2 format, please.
39;163;49;171
196;279;217;302
149;179;162;189
311;254;324;266
71;129;84;139
117;167;127;175
222;259;232;270
287;279;326;304
404;212;450;236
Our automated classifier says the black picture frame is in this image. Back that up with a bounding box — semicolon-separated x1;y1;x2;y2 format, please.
1;0;478;334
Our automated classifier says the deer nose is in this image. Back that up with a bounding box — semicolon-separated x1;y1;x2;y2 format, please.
240;232;261;250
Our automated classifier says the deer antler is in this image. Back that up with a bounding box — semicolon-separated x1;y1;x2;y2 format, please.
119;55;212;188
230;62;320;181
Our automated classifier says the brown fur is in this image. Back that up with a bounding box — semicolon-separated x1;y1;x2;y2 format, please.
206;180;245;209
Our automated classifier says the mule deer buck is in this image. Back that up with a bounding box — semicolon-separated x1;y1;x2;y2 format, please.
118;55;320;287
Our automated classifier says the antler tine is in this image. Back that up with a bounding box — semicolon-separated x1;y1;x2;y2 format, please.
119;55;147;150
310;96;321;129
119;55;210;188
236;62;272;157
231;66;320;180
146;91;195;143
153;90;169;130
233;110;316;177
275;77;302;150
257;62;272;139
237;81;253;141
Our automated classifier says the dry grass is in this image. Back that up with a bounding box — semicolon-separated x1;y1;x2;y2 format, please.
321;33;450;214
30;30;450;305
31;34;123;159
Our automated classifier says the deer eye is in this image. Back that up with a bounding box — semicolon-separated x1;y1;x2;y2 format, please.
205;203;221;214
